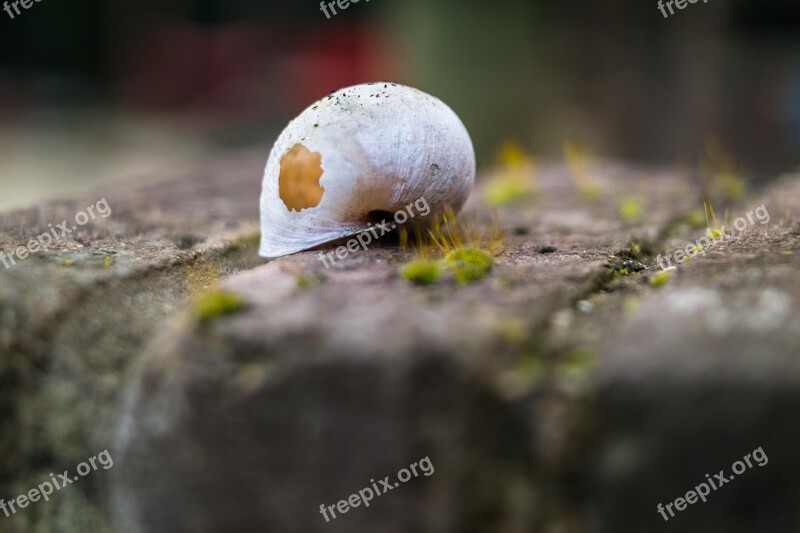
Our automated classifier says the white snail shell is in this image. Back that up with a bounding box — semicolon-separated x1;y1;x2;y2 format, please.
259;82;476;258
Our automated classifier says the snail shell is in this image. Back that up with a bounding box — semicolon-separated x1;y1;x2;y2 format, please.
259;82;476;258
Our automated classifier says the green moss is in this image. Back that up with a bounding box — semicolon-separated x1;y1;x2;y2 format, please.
237;231;262;249
619;196;644;222
485;179;537;206
605;267;629;281
559;348;595;372
400;260;442;285
713;171;747;203
649;271;672;287
710;226;725;240
296;273;325;290
444;248;494;284
594;257;647;292
625;238;657;258
185;261;222;296
193;289;246;325
513;353;543;384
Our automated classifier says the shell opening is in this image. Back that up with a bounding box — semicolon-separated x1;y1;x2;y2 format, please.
365;210;396;225
278;144;325;212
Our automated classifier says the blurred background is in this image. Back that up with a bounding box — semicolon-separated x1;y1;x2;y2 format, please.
1;0;799;211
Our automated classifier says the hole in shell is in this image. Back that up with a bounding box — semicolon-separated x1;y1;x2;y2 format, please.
279;144;325;212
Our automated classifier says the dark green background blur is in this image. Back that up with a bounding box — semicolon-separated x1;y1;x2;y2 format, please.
1;0;798;209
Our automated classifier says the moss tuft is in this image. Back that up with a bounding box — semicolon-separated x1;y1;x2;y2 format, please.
564;140;601;202
424;209;506;257
444;248;494;284
296;273;325;290
485;179;537;206
709;227;725;240
513;353;544;383
236;231;262;250
193;289;246;325
619;196;644;222
649;271;672;287
703;138;747;203
487;140;538;206
400;260;442;285
399;210;505;286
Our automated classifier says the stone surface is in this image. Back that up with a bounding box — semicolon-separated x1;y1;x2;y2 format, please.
2;153;799;532
581;177;800;532
0;151;267;532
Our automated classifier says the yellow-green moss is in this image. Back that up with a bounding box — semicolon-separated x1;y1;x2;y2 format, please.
185;261;222;296
619;196;644;222
426;210;506;257
486;141;537;206
512;353;544;385
713;172;746;203
401;212;504;285
649;271;672;287
485;179;537;206
193;289;246;325
564;140;601;202
606;267;630;280
703;139;747;203
400;260;442;285
237;231;262;249
559;348;595;373
444;248;494;284
296;273;325;290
